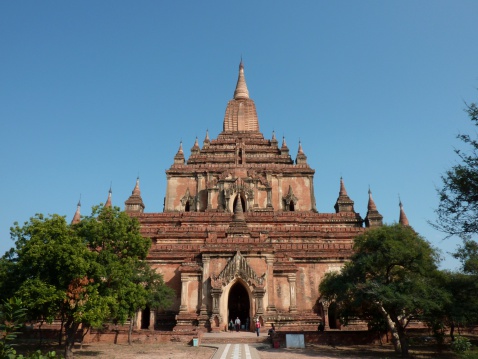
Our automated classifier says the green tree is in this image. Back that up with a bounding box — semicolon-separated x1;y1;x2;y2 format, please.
429;270;478;341
319;224;446;357
434;99;478;274
1;206;172;358
74;205;173;344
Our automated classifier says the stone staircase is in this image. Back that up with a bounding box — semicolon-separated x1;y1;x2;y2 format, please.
200;331;271;345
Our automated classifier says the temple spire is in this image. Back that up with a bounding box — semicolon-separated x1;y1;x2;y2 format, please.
133;177;140;195
174;141;185;164
233;60;250;100
105;186;112;208
281;136;290;156
295;140;307;164
191;137;200;155
271;130;278;147
223;61;259;132
334;177;355;213
365;188;383;227
125;177;145;213
399;198;410;226
367;188;377;211
71;198;81;224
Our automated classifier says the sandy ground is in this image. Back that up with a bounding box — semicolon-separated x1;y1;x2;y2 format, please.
69;342;458;359
72;342;216;359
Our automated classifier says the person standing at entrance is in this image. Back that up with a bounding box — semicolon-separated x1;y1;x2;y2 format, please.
235;317;241;332
255;319;261;336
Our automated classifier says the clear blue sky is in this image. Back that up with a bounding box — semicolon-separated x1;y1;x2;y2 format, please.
1;1;477;270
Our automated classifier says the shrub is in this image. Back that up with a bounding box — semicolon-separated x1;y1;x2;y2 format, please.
451;336;472;353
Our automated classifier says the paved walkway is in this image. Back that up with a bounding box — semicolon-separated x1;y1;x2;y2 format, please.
201;330;354;359
210;343;261;359
203;331;265;359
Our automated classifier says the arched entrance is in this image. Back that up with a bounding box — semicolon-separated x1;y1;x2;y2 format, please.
228;282;250;331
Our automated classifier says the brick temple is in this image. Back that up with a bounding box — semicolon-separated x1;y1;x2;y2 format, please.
77;61;409;332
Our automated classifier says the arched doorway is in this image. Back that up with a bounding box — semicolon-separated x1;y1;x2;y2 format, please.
232;194;246;212
228;282;250;331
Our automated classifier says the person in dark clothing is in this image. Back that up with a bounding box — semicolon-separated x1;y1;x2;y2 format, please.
235;317;241;332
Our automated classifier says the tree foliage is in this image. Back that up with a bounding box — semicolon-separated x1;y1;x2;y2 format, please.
0;298;62;359
434;100;478;273
0;206;173;358
430;270;478;341
319;224;446;357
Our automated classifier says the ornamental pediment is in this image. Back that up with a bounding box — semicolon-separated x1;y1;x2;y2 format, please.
211;251;265;289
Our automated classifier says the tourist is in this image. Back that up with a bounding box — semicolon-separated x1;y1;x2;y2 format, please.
268;323;275;344
235;317;241;332
255;319;261;336
229;319;233;331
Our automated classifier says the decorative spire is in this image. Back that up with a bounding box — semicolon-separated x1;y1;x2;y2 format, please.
334;177;355;213
133;177;140;195
271;130;278;147
281;136;290;156
233;60;250;100
295;140;308;164
223;61;259;132
367;188;377;211
125;177;145;213
282;136;287;148
233;197;246;222
105;187;112;208
399;198;410;226
203;129;210;148
71;198;81;224
191;137;200;155
174;141;185;164
365;188;383;227
339;177;348;196
298;141;304;154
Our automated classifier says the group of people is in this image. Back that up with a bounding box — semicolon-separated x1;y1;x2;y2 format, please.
228;317;275;338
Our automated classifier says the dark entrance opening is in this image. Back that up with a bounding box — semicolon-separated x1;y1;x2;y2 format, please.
185;201;190;212
289;202;295;211
233;195;246;212
328;302;340;329
141;307;150;329
228;282;250;331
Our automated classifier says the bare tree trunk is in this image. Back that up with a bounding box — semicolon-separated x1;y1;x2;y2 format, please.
59;317;64;346
64;320;80;359
128;317;134;345
395;324;409;357
450;321;455;342
377;305;401;353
